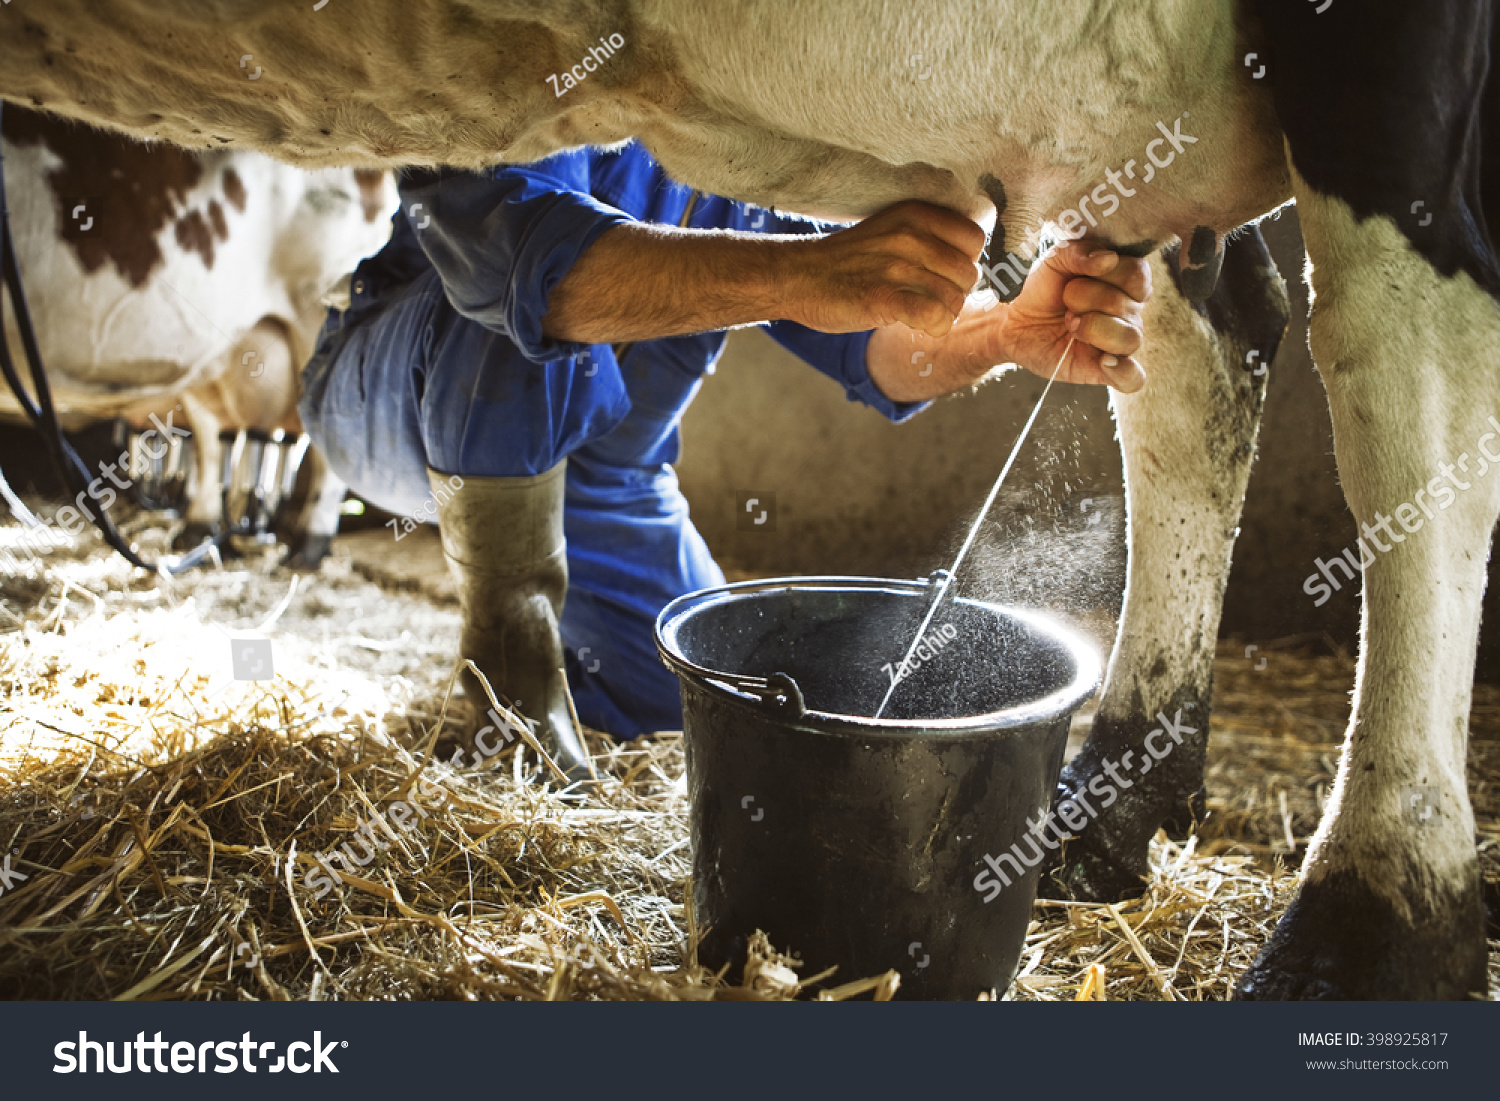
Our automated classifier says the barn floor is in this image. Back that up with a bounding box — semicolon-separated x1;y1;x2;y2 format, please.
0;516;1496;1001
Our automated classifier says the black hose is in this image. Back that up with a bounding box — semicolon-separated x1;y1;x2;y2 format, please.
0;101;167;573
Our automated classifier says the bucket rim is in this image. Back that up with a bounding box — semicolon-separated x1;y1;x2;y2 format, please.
655;574;1101;734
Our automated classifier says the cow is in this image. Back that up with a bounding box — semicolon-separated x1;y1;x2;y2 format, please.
0;106;396;566
1;0;1495;1000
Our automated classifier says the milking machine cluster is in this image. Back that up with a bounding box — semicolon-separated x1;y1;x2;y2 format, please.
112;420;310;543
218;428;311;541
112;417;192;514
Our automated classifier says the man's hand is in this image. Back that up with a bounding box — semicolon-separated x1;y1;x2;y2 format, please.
866;239;1153;402
999;241;1150;391
783;201;986;339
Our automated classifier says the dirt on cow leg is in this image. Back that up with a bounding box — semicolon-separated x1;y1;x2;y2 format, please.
282;532;335;571
1234;868;1488;1000
173;520;225;552
1038;685;1211;903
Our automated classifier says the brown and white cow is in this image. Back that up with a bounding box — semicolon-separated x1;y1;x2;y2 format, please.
1;0;1496;999
0;106;395;565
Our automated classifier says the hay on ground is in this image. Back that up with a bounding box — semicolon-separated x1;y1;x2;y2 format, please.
0;517;1495;999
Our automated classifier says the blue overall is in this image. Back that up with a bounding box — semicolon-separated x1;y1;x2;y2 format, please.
299;142;924;737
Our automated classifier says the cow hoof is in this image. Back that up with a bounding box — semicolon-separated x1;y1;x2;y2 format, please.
1234;868;1488;1000
172;522;220;551
1039;832;1153;903
1037;704;1208;903
282;533;333;571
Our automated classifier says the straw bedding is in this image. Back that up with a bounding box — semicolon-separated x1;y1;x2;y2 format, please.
1;517;1495;1000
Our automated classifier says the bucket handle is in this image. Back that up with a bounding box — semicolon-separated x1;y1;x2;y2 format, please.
659;648;808;717
656;573;958;720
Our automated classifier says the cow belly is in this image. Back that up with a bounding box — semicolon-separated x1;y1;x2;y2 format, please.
0;3;1290;245
637;1;1289;234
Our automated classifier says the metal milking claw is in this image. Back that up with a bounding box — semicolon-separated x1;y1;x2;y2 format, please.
220;429;311;540
114;418;192;515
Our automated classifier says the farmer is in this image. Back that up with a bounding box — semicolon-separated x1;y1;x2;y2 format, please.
299;142;1150;778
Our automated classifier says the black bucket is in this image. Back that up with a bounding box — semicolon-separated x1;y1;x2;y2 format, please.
656;575;1100;1000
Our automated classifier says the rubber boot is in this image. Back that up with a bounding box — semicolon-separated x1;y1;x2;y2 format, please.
429;463;595;784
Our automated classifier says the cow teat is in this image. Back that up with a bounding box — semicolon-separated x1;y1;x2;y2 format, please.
1178;225;1226;301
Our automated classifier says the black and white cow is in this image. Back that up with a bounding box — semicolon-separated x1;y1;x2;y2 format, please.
0;0;1495;998
0;107;396;565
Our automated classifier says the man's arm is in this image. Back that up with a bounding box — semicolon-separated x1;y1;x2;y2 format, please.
545;200;1152;399
542;201;984;345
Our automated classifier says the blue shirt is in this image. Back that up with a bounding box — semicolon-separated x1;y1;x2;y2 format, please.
392;142;924;424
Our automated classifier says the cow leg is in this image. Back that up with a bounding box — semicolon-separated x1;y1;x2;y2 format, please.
1237;180;1496;1000
1040;228;1290;902
281;444;346;571
172;319;303;552
173;391;224;550
251;321;347;570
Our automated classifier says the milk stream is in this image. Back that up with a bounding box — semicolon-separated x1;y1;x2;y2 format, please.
871;337;1076;720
